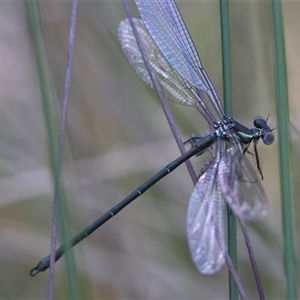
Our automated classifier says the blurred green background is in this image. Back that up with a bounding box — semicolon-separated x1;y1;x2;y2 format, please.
0;1;299;299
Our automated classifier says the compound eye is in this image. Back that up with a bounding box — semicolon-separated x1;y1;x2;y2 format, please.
263;131;274;145
254;116;267;129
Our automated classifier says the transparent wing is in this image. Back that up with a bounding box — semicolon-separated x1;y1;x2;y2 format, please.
218;146;268;220
135;0;225;118
118;18;216;124
187;142;267;275
187;162;226;275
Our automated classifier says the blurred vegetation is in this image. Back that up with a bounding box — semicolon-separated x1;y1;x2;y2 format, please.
0;1;299;299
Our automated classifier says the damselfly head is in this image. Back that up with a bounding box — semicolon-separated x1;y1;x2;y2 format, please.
253;116;275;145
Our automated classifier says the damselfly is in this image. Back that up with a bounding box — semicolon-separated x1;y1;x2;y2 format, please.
30;0;274;277
118;0;274;275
